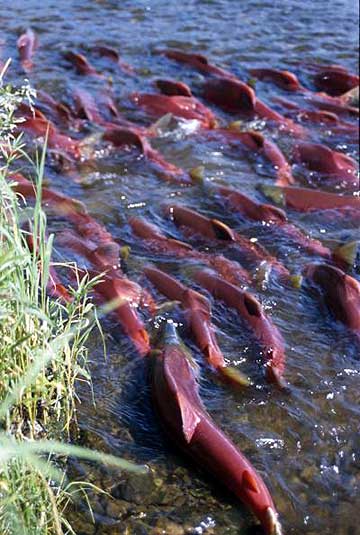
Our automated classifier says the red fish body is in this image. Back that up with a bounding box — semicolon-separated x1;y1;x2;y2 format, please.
19;116;80;159
213;128;295;186
103;126;190;183
157;48;233;78
203;77;257;113
249;68;303;91
194;270;286;386
52;229;152;355
129;217;251;287
155;79;193;97
304;92;359;117
53;231;153;311
10;174;121;249
73;87;105;124
72;88;148;133
165;204;289;277
129;216;193;255
294;110;359;139
36;90;74;126
304;264;360;333
131;92;217;129
47;266;73;302
94;275;150;355
10;177;154;331
293;142;358;188
145;267;225;370
259;183;360;213
273;92;359;118
215;185;332;258
152;322;282;535
17;28;38;71
91;44;134;73
56;229;121;273
312;69;359;97
202;77;304;136
64;51;103;78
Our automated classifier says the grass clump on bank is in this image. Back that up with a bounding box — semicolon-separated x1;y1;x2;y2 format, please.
0;62;144;535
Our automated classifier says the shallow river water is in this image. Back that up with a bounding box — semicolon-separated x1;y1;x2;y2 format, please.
1;1;360;534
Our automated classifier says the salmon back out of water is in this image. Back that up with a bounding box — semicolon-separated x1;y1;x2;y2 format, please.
90;273;151;356
36;90;74;126
215;127;295;185
91;44;134;73
194;269;286;387
10;174;120;247
131;92;217;128
164;203;289;278
17;28;38;71
155;79;193;97
56;229;121;274
293;142;358;187
203;77;257;113
156;48;234;78
151;322;282;534
145;266;226;371
259;184;360;214
312;69;359;97
249;68;303;91
304;92;359;117
19;115;80;159
304;263;360;333
129;217;251;287
203;77;305;136
64;50;103;78
214;185;332;259
103;126;190;183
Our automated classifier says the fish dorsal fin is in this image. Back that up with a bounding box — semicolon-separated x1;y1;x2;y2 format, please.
167;238;193;250
262;203;287;223
176;391;201;444
211;219;235;241
247;130;265;148
242;470;260;493
243;292;262;317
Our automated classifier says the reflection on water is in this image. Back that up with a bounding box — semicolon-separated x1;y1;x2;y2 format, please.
2;0;359;533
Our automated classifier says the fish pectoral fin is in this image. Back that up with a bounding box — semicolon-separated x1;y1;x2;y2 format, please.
176;391;201;444
242;470;260;493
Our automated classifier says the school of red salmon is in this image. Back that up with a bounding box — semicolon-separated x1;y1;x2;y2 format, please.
4;28;360;535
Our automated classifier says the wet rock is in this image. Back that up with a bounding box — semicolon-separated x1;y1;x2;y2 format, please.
68;511;96;535
300;464;318;482
106;498;130;519
154;483;186;506
113;467;161;505
150;519;185;535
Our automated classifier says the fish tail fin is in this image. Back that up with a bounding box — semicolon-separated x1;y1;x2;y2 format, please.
333;240;358;266
257;184;285;206
219;366;250;387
